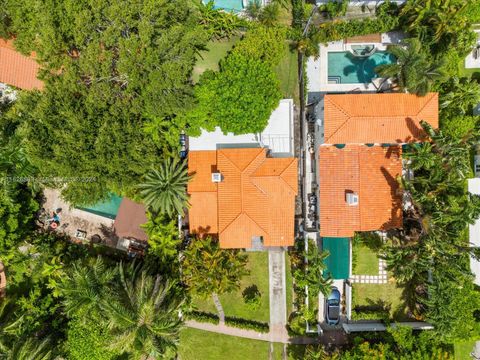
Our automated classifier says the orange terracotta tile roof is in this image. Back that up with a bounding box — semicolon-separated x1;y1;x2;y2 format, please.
188;148;298;248
319;145;403;237
0;39;43;90
324;93;438;144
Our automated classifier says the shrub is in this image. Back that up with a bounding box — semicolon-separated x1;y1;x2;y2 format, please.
184;310;220;325
441;116;479;140
232;25;287;67
224;316;269;333
187;53;281;135
351;305;391;322
242;284;262;310
67;318;118;360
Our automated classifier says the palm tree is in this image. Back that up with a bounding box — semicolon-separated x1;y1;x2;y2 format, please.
59;256;116;320
293;240;332;297
181;236;249;322
440;77;480;116
259;3;280;27
0;337;53;360
138;158;191;217
101;262;183;359
375;38;445;96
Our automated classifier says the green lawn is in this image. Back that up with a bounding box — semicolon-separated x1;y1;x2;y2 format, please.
285;252;293;317
352;281;409;321
352;243;379;275
192;37;239;83
454;340;477;360
178;328;271;360
193;252;270;322
275;46;299;101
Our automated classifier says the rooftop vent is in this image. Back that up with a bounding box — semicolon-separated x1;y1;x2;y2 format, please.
212;172;223;183
346;192;359;206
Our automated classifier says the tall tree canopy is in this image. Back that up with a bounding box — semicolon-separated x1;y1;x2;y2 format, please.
1;0;207;205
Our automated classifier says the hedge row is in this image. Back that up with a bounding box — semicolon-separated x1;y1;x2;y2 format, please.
184;311;220;325
224;316;270;333
351;306;390;322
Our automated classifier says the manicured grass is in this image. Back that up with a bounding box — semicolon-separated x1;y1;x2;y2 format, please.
352;280;409;321
193;252;270;323
454;340;477;360
285;252;293;317
192;37;239;83
275;46;299;101
178;328;270;360
352;243;379;275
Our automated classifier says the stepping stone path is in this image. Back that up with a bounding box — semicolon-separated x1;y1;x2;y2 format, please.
350;259;388;284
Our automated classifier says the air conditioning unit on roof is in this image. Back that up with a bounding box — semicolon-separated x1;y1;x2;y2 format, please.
211;172;223;183
346;192;359;206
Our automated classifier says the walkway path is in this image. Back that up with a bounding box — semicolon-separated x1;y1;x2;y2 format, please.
268;249;288;340
350;259;387;284
185;320;347;345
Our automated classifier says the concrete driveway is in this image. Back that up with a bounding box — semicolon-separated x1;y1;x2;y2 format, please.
269;248;287;339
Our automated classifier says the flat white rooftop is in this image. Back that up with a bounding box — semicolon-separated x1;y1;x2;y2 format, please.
188;99;294;156
468;178;480;286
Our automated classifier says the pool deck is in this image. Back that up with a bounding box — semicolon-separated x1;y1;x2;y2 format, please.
42;188;118;247
308;32;404;93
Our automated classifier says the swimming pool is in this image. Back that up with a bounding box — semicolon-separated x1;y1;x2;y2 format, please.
203;0;245;12
328;51;396;84
79;194;123;219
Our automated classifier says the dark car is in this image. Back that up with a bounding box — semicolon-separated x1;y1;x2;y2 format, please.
325;287;341;325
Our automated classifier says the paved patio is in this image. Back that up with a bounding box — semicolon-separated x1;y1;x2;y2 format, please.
350;259;388;284
41;188;118;247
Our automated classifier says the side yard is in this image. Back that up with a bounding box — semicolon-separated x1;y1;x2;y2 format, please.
351;234;409;321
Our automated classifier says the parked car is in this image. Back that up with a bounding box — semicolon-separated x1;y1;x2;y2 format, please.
325;287;341;325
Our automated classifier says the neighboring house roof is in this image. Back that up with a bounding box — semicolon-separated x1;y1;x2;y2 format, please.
114;198;148;242
188;148;298;248
0;39;43;90
319;145;403;237
189;99;294;156
323;93;438;144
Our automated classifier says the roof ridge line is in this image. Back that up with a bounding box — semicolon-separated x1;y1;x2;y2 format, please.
279;159;298;193
414;92;436;118
324;96;352;143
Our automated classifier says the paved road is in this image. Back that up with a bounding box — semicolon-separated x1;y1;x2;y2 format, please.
269;248;287;339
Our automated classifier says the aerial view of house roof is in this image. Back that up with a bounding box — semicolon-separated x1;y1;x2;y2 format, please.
188;148;298;248
319;145;403;237
0;39;43;90
323;93;438;144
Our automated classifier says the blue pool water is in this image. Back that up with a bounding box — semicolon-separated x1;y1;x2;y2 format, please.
79;194;123;219
203;0;245;12
328;51;396;84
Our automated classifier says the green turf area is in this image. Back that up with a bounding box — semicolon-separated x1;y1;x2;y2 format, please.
193;252;270;322
285;252;293;317
192;37;239;83
352;281;408;321
353;243;379;275
454;340;477;360
275;46;299;101
178;328;271;360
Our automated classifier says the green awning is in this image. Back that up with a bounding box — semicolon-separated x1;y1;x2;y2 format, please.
322;237;350;280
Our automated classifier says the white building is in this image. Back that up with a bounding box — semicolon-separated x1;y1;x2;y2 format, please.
468;178;480;286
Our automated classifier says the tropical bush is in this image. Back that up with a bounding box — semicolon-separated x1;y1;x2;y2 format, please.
232;25;287;67
186;52;282;135
66;319;117;360
142;213;181;262
242;284;262;310
224;316;269;333
184;310;220;325
440;77;480;117
199;1;246;39
375;38;446;96
441;116;479;140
